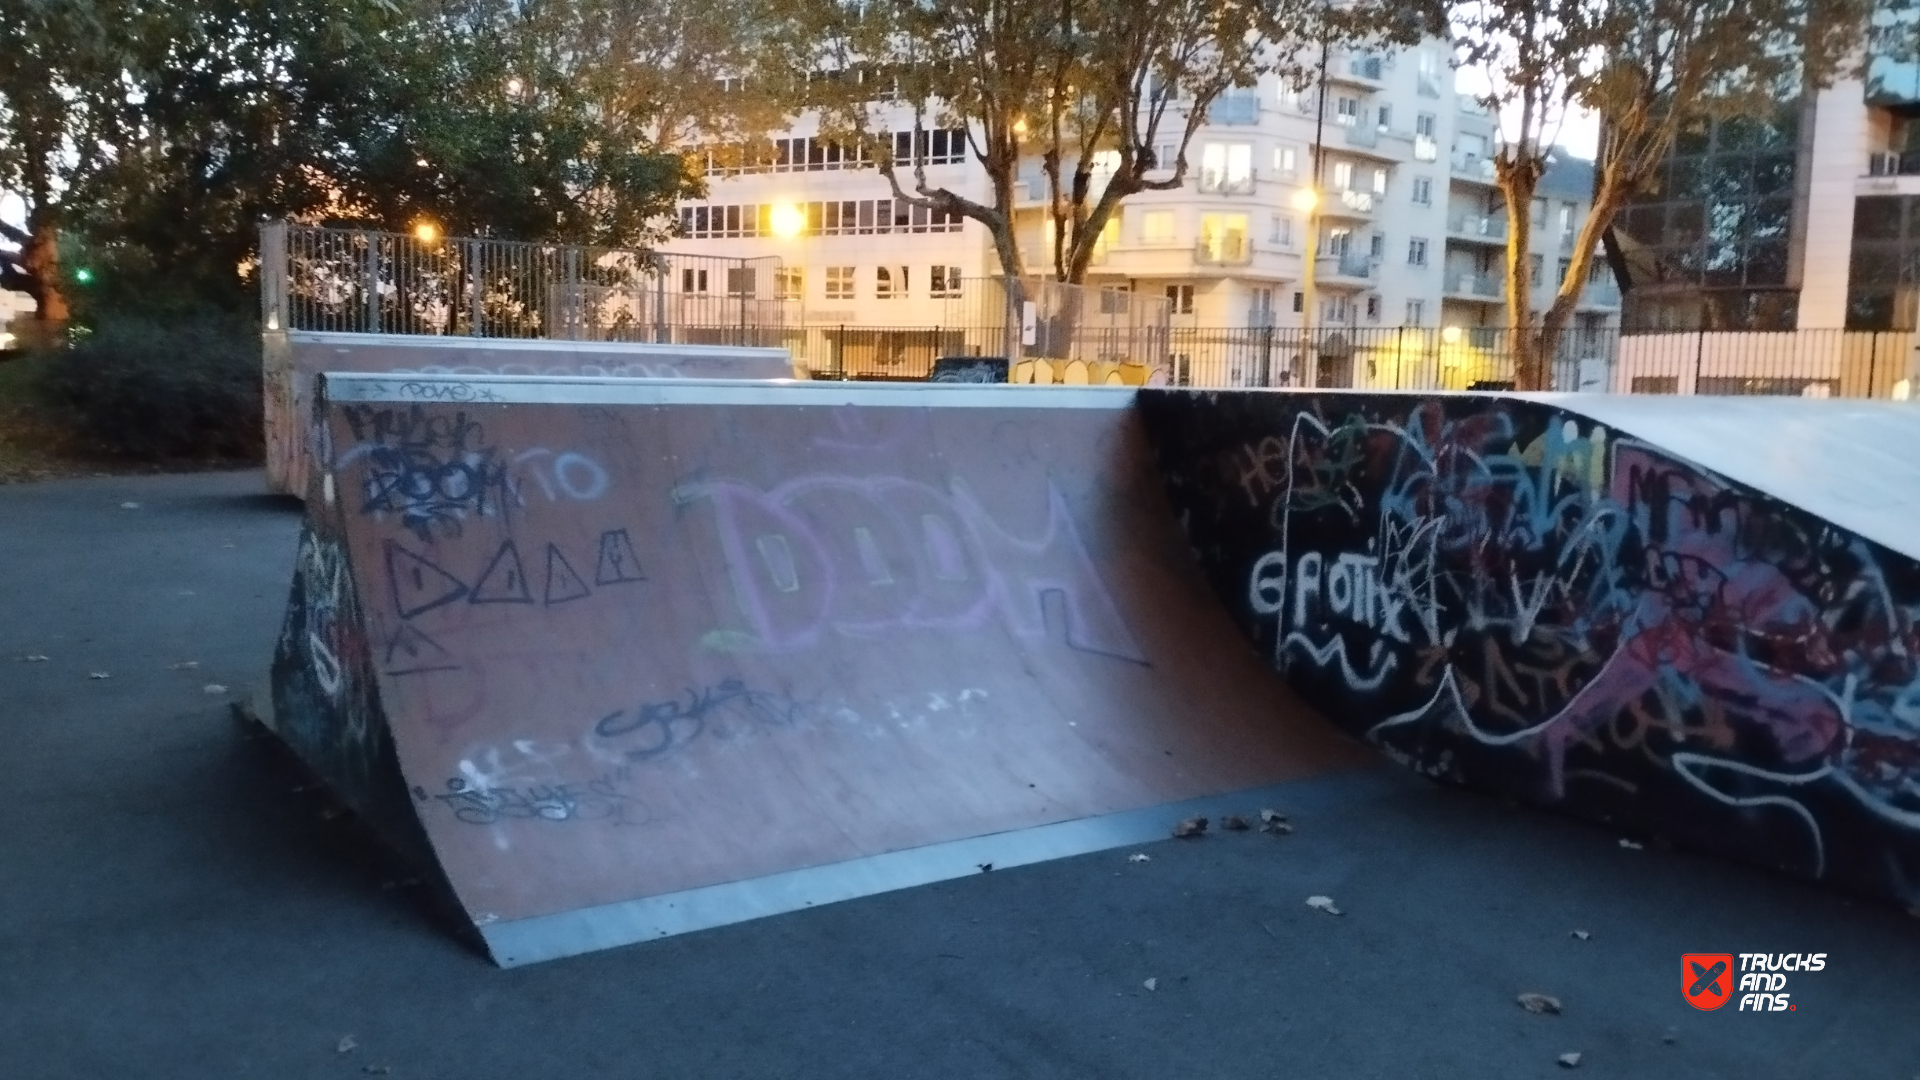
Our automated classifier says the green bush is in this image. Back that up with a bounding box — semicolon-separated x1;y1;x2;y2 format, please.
37;314;263;462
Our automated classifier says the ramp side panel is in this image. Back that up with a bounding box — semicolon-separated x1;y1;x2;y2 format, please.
1140;389;1920;905
323;388;1362;930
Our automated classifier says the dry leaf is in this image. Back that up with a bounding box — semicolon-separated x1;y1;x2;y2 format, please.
120;502;140;509
89;672;110;680
1260;809;1293;834
203;684;228;695
1618;839;1643;850
169;661;199;670
24;654;49;662
1517;993;1563;1015
1171;816;1208;839
1127;853;1151;863
337;1035;357;1053
1570;930;1591;941
1221;814;1251;831
1142;978;1157;991
1558;1052;1582;1068
1305;895;1342;915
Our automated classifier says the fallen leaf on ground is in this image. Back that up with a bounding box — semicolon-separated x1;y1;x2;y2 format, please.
1127;853;1151;863
1171;816;1208;839
169;661;199;670
1305;895;1342;915
1260;809;1293;834
120;502;139;509
23;654;49;662
1618;839;1643;850
1142;978;1157;991
204;684;228;695
1221;814;1250;831
221;542;236;549
976;863;993;872
1570;930;1591;940
1558;1051;1582;1068
1517;992;1563;1015
89;672;110;680
337;1035;357;1053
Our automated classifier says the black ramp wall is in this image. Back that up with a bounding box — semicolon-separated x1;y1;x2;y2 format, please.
1139;389;1920;905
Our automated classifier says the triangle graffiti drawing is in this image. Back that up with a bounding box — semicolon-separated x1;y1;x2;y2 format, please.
386;541;468;618
469;540;534;604
544;543;592;605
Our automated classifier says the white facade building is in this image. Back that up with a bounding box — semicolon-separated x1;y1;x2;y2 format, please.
670;43;1622;338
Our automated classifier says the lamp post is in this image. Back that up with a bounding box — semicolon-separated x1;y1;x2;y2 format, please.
1293;186;1319;382
769;201;811;364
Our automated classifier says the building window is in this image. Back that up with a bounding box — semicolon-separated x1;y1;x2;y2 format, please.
1371;167;1388;195
1154;142;1178;170
1332;161;1353;189
775;267;803;300
1529;253;1544;280
1275;146;1298;176
1270;214;1294;246
1292;291;1305;313
1415;112;1437;138
876;266;908;298
1412;176;1432;204
1142;210;1176;244
1376;105;1392;130
1369;231;1385;258
1558;202;1575;236
1199;142;1253;192
677;198;963;238
1557;258;1572;284
1408;238;1429;266
1199;213;1249;261
1167;284;1195;314
1249;288;1275;325
1328;227;1352;256
825;266;855;300
1335;96;1359;125
1406;299;1425;325
1365;294;1382;321
1324;296;1351;323
930;266;961;298
682;268;709;294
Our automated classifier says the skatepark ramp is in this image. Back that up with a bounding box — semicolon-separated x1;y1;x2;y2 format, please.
267;375;1363;965
268;377;1920;965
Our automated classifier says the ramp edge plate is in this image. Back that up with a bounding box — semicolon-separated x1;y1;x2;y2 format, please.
478;770;1375;967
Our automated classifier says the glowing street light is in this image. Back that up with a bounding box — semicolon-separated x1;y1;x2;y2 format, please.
505;76;525;97
769;203;806;239
413;221;440;244
1441;325;1463;344
1290;187;1318;212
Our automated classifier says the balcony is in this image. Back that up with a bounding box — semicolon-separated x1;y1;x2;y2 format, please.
1321;188;1377;219
1413;134;1439;161
1196;169;1257;196
1195;236;1253;267
1444;270;1502;301
1208;94;1260;126
1447;213;1506;244
1314;252;1375;286
1579;278;1622;309
1867;151;1920;176
1451;152;1497;185
1329;52;1388;89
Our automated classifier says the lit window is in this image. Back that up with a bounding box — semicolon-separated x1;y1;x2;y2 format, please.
930;266;962;298
1142;210;1176;244
1166;284;1195;314
775;267;804;300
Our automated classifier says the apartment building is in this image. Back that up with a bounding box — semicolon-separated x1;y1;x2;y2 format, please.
671;44;1622;336
1612;8;1920;334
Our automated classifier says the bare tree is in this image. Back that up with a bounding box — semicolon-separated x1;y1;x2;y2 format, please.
1454;0;1869;388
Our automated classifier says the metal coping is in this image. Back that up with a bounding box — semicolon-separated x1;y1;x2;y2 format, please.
478;772;1375;967
285;330;790;359
317;372;1137;409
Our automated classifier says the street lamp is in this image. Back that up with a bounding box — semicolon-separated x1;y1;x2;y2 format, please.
769;203;806;239
1292;186;1319;385
413;220;440;245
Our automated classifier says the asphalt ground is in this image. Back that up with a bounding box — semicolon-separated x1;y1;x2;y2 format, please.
2;469;1916;1080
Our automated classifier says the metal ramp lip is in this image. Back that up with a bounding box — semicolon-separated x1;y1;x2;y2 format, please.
478;772;1375;967
319;372;1138;409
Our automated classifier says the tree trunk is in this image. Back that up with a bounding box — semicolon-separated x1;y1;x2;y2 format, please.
1501;172;1543;390
21;212;70;327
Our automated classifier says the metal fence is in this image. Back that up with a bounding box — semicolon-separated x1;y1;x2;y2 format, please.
260;221;790;344
941;276;1171;365
1161;326;1920;398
